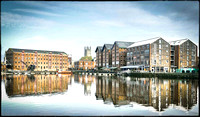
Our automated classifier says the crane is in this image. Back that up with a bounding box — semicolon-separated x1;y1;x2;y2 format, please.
21;60;35;71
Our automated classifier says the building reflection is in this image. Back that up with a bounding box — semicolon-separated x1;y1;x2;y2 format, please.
74;74;96;95
5;74;71;97
95;76;198;111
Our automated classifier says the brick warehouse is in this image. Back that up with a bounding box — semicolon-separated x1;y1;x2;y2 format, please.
74;60;95;70
5;48;69;71
169;39;197;71
127;37;171;72
95;37;198;73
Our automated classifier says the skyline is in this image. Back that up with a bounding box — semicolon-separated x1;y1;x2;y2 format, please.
1;1;199;61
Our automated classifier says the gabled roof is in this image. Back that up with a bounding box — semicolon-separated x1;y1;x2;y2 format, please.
102;44;113;51
169;39;188;45
111;41;134;50
128;37;161;48
7;48;67;55
95;46;103;52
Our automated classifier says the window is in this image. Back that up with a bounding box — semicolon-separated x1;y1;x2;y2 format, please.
192;62;195;66
159;60;161;64
147;45;149;49
159;44;162;49
159;40;162;43
166;60;168;63
166;50;168;52
159;50;162;54
159;56;161;60
166;45;168;47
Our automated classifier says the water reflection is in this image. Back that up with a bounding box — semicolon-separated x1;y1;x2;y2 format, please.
2;74;198;114
74;74;96;95
95;76;198;111
3;74;72;97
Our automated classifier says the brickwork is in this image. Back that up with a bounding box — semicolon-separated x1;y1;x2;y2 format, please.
6;48;69;71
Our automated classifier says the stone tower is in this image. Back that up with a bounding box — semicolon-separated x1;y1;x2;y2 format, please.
84;46;91;57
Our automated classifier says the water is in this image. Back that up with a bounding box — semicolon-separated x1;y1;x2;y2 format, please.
1;74;199;116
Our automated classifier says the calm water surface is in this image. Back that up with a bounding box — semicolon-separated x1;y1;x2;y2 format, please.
1;74;199;116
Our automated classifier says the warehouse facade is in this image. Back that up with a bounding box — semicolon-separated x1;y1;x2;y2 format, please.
5;48;69;71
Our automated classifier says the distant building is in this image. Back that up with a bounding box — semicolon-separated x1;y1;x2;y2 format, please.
5;48;69;71
68;55;73;69
95;46;103;68
74;60;95;70
169;39;197;71
84;46;91;57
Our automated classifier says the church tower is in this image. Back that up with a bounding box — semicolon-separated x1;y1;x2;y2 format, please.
84;46;91;57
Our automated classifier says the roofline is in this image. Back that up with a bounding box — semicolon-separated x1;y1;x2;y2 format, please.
95;46;103;52
127;37;162;48
169;38;188;43
8;48;67;54
133;37;162;44
102;44;113;51
111;41;134;50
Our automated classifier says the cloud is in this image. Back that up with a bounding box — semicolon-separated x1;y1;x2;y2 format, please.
94;20;126;27
13;8;66;17
1;12;59;29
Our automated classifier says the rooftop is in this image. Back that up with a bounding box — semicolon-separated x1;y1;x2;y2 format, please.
95;46;103;52
169;39;188;45
7;48;67;55
112;41;134;49
128;37;162;48
102;44;113;51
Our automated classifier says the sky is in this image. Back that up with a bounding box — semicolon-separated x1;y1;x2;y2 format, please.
1;1;199;61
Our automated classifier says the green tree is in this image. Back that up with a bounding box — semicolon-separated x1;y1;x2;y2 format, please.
80;56;92;61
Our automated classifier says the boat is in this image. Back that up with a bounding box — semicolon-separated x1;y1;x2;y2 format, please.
56;70;72;74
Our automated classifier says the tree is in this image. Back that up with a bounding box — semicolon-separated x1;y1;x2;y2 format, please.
80;56;92;61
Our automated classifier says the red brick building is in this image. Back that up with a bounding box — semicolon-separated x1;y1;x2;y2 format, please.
5;48;69;71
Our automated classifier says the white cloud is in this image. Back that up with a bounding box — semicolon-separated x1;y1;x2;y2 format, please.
1;12;59;29
94;20;126;27
13;8;66;17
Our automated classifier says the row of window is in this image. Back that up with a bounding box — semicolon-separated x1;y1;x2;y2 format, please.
15;66;68;69
152;60;168;65
14;61;67;65
180;61;196;66
15;53;67;57
80;63;93;65
15;57;67;61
